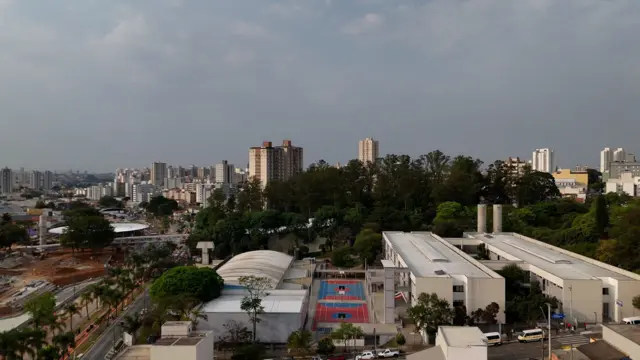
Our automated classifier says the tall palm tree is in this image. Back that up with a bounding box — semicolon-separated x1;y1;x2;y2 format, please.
122;313;143;344
0;330;17;360
81;291;94;318
37;345;60;360
14;328;45;359
52;331;76;357
63;303;81;332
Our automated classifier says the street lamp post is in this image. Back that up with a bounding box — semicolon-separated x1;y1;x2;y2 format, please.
569;285;574;327
547;303;552;360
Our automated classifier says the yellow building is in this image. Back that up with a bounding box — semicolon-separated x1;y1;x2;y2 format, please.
553;168;589;186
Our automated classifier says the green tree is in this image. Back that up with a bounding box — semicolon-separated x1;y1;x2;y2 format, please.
593;194;609;238
331;246;354;268
316;336;336;356
60;215;115;251
145;196;179;217
150;266;224;303
80;290;94;318
122;313;143;343
633;295;640;312
98;195;123;208
396;332;406;348
330;323;364;354
63;303;81;331
24;292;57;328
0;223;30;248
51;331;75;357
239;276;271;343
287;329;313;355
353;228;382;265
406;293;454;341
35;200;47;209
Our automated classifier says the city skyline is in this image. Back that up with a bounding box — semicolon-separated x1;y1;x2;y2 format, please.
1;1;640;171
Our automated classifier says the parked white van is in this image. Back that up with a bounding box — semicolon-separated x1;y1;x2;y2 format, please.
484;332;502;346
623;316;640;325
517;329;545;343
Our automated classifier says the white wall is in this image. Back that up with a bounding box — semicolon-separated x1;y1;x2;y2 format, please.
465;277;506;324
615;280;640;321
201;312;301;344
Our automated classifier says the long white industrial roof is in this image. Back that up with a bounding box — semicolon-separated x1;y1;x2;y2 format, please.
202;289;306;314
383;232;498;279
477;233;635;280
216;250;293;288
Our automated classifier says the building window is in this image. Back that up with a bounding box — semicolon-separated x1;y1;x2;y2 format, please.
602;288;609;295
453;300;464;307
453;285;464;293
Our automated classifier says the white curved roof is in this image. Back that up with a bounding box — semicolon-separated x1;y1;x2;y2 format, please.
217;250;293;288
49;222;149;235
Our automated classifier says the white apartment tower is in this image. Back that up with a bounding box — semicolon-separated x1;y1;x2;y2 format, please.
216;160;234;185
613;148;626;162
249;140;303;187
531;148;554;173
1;167;12;194
358;137;379;163
42;170;53;191
151;162;167;187
30;171;43;190
601;147;613;173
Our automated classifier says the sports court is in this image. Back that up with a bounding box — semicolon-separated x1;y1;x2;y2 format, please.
314;302;370;324
318;279;365;301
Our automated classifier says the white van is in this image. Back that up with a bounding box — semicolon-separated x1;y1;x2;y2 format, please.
484;332;502;346
518;329;545;343
623;316;640;325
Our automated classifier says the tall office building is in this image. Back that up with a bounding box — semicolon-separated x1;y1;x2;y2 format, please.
151;162;167;187
358;137;379;163
31;171;43;190
42;170;53;191
531;148;554;173
216;160;234;185
1;167;12;194
249;140;303;187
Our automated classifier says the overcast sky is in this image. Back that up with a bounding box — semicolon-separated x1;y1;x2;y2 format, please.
1;0;640;172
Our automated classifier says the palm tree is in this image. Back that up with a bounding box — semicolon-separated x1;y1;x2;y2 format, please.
14;328;45;359
287;329;313;355
0;330;17;360
122;313;143;344
81;291;94;318
52;331;76;357
37;345;60;360
63;303;81;332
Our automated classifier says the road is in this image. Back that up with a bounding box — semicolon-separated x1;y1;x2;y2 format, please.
488;333;594;360
82;289;149;360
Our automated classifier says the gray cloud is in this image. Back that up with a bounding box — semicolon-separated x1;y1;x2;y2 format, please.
1;0;639;171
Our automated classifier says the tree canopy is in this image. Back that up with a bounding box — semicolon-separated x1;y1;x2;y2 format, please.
150;266;224;303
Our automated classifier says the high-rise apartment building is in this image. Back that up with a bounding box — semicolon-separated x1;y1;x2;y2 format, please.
42;170;53;191
613;148;627;162
31;171;43;190
216;160;234;185
531;148;554;173
151;162;167;187
601;147;613;173
249;140;303;187
358;137;379;163
505;157;529;176
1;167;12;194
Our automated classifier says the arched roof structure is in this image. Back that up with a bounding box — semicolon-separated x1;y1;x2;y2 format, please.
217;250;293;289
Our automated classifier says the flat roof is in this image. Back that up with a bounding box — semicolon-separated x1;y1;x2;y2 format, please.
477;233;634;280
605;324;640;345
383;232;498;278
114;346;150;360
439;326;487;347
202;289;306;314
49;222;149;234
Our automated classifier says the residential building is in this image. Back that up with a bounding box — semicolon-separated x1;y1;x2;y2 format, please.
608;161;640;179
379;231;505;324
613;148;627;162
114;321;214;360
30;171;43;190
358;137;379;164
407;326;487;360
605;172;640;196
197;166;208;180
531;148;554;173
42;170;53;191
505;157;529;176
1;167;12;194
131;182;157;203
552;168;589;202
233;168;247;185
164;177;183;190
215;160;234;185
86;183;114;201
249;140;303;187
150;162;167;187
195;183;213;205
601;147;613;173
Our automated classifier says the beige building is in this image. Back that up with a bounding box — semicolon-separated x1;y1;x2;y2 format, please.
408;326;487;360
505;157;529;176
358;137;379;163
248;140;303;187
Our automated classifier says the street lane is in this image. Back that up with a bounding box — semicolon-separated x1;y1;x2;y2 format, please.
83;289;150;360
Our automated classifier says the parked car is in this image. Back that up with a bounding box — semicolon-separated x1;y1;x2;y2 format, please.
355;351;376;360
377;349;401;358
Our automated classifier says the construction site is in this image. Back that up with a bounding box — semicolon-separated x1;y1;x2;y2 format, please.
0;249;123;317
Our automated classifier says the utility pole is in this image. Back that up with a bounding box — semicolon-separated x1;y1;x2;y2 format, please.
547;303;552;360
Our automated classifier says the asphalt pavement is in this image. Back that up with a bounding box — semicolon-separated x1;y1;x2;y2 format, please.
82;289;150;360
488;332;594;360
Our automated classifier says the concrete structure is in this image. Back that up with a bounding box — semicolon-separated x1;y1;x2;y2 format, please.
492;204;502;233
381;232;505;324
114;321;214;360
42;170;53;191
532;148;554;173
248;140;303;187
199;250;311;344
49;222;149;235
607;161;640;180
476;204;487;233
451;228;640;323
215;160;234;185
358;137;379;164
505;157;529;176
600;324;640;359
151;162;167;187
606;172;640;196
601;147;613;173
407;326;487;360
195;241;214;265
1;167;12;194
553;168;589;202
30;171;42;190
